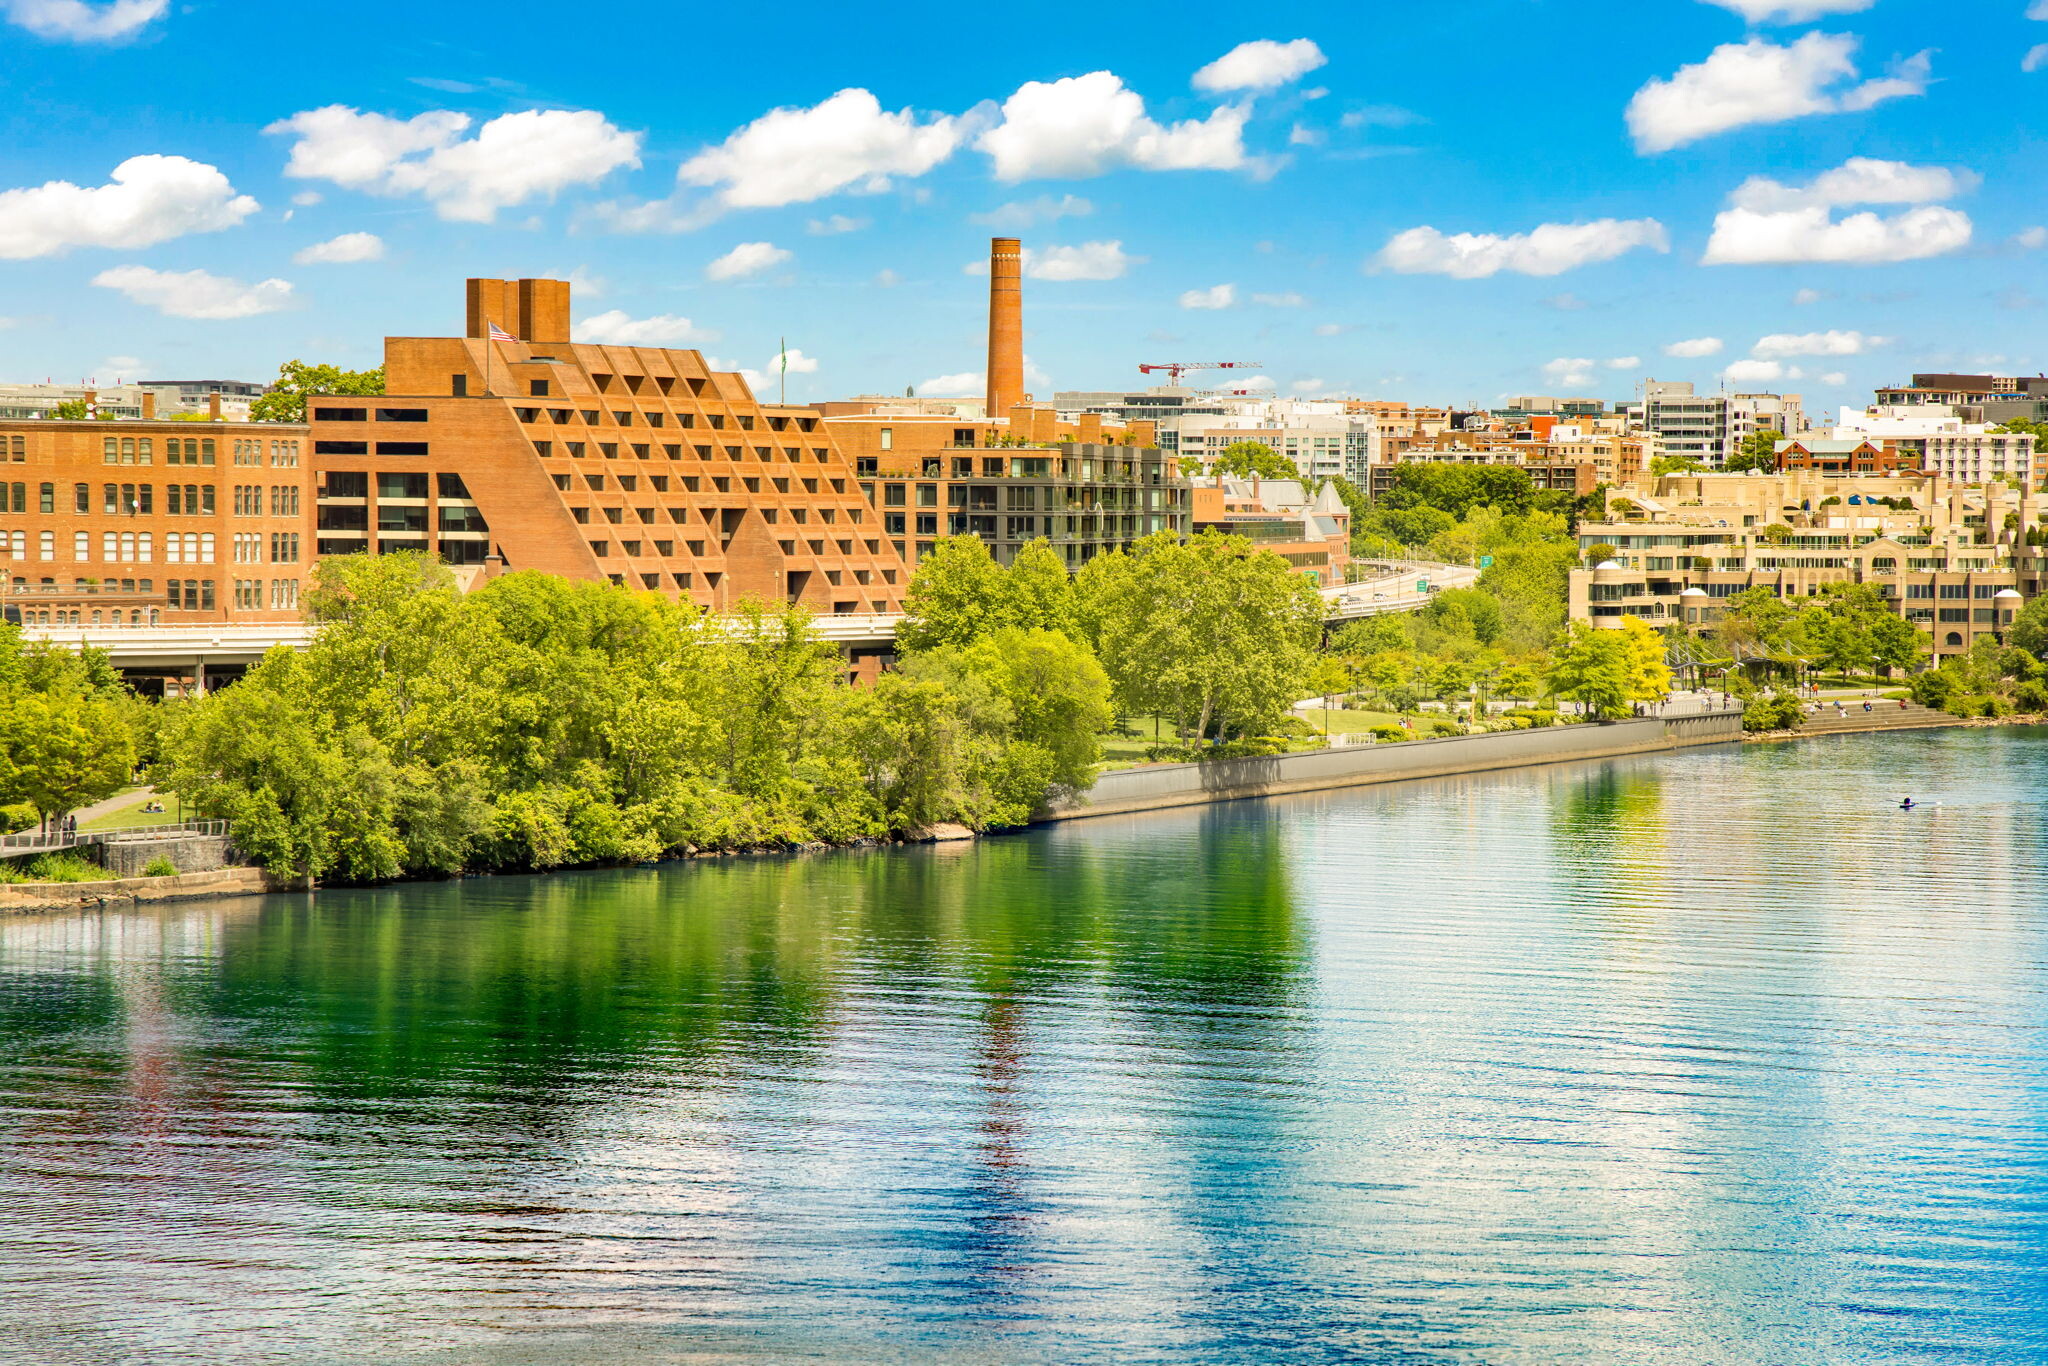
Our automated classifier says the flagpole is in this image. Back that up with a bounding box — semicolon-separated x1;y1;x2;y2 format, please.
779;335;787;406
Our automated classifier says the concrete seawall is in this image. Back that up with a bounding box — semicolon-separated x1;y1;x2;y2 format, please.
1045;713;1744;823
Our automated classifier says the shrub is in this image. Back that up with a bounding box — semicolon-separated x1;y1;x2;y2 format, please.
2014;680;2048;713
1910;670;1960;710
1423;719;1464;738
0;802;37;834
1;852;112;884
141;856;179;878
1369;724;1410;743
1504;707;1558;728
1743;691;1804;733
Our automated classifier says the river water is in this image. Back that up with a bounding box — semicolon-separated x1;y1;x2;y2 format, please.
2;729;2046;1365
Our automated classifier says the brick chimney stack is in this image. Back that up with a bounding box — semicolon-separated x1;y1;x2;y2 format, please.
141;391;156;420
985;238;1024;422
208;391;221;421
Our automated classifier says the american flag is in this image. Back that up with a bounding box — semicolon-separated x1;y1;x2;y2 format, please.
488;321;515;342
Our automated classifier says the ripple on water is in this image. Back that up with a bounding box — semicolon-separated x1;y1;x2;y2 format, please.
1;729;2046;1365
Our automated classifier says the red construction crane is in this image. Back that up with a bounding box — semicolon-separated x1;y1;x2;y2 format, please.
1139;360;1263;386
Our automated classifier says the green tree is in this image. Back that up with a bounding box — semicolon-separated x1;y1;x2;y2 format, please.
2011;593;2048;661
51;399;90;420
1650;454;1707;476
251;358;385;424
1548;618;1670;720
1723;431;1782;474
961;627;1111;792
1211;440;1298;481
1075;530;1326;743
0;691;135;825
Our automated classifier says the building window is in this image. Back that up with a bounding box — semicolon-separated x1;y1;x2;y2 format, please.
529;379;549;397
38;482;52;513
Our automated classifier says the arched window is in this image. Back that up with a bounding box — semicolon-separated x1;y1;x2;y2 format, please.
1945;632;1964;647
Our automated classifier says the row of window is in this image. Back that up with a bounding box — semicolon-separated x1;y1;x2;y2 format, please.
0;481;303;517
231;579;301;610
231;533;303;563
546;470;850;501
315;472;471;500
314;441;430;456
103;436;220;467
533;439;837;465
1;528;218;563
563;502;860;531
513;404;813;435
230;439;301;468
582;536;893;568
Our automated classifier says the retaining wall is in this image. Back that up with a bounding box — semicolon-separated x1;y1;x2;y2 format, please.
0;865;278;916
1046;713;1743;823
88;834;234;878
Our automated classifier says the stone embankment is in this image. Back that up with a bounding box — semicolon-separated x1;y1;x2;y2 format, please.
0;866;284;916
1750;702;2043;742
1044;714;1743;824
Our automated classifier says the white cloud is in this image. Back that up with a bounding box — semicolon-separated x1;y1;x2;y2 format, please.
806;214;868;234
1751;329;1888;358
1340;105;1424;129
967;240;1139;281
95;354;147;379
1180;283;1236;310
0;155;257;259
1626;34;1930;153
1729;157;1977;212
1191;38;1327;93
1724;358;1798;384
1288;124;1323;147
290;190;322;207
2017;227;2048;249
705;241;791;281
1664;337;1726;357
1376;218;1668;278
918;372;983;397
1821;371;1849;385
977;71;1249;181
1793;287;1826;304
1704;157;1975;265
1313;322;1346;337
91;265;293;319
266;105;640;222
571;310;716;346
2025;44;2048;74
768;346;818;375
874;268;901;287
1542;358;1599;389
1700;0;1873;20
970;194;1093;229
1251;290;1308;307
1607;357;1642;369
1706;205;1971;265
2029;1;2048;19
678;89;963;211
3;0;165;41
1290;378;1328;394
292;231;384;264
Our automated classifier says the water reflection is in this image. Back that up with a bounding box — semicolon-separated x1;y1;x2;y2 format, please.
3;731;2047;1364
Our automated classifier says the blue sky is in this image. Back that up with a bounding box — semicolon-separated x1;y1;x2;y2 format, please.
0;0;2043;420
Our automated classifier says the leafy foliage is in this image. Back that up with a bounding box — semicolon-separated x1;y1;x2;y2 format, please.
250;359;385;424
0;625;137;825
1209;440;1298;481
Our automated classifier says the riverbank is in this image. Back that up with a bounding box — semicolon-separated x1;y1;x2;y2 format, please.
1043;713;1743;823
1747;711;2047;743
0;866;285;915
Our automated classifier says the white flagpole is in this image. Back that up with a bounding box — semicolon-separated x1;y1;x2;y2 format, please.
779;336;787;406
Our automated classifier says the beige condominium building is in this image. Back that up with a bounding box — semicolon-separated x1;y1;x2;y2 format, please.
1568;472;2037;658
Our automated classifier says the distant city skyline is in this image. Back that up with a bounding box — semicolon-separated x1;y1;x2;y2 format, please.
0;0;2042;411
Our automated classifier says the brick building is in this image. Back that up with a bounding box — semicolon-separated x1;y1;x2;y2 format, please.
307;277;909;615
823;239;1188;570
1191;477;1351;586
0;402;311;629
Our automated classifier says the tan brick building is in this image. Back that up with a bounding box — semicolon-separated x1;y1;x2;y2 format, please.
307;278;908;614
0;406;311;628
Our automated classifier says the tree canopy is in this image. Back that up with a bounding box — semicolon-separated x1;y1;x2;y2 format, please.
250;359;385;424
1210;440;1299;481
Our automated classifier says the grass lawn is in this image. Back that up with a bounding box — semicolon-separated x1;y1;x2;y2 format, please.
79;790;179;834
1298;706;1408;735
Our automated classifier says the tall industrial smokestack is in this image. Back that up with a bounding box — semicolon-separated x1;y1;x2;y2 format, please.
986;237;1024;421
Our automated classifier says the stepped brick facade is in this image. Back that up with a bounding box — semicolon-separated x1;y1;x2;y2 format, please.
307;278;908;614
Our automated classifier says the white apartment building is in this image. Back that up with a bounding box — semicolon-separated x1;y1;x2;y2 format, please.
1624;380;1804;467
1164;397;1382;483
1830;405;2036;484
